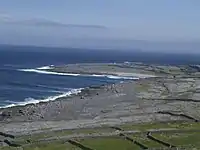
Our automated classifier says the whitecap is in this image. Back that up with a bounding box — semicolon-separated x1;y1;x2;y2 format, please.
18;65;141;80
90;74;105;77
36;65;54;70
19;68;140;80
106;75;139;80
89;74;138;80
18;69;80;76
0;88;82;108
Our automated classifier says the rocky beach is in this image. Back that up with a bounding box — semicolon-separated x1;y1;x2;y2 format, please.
1;62;200;149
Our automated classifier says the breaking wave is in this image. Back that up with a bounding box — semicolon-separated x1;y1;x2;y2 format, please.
3;65;141;108
18;65;139;80
18;69;80;76
36;65;54;70
90;74;139;80
0;88;82;108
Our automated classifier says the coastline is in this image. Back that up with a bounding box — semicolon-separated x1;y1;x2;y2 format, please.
0;79;137;122
1;62;200;135
0;88;83;109
1;62;152;109
0;74;139;109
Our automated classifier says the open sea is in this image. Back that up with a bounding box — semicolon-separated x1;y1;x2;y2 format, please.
0;45;200;108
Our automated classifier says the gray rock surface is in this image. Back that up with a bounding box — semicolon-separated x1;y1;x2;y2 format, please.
1;63;200;135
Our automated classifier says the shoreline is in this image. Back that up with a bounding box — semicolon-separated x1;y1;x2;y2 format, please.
1;63;154;109
0;78;138;110
0;79;134;112
0;88;83;109
1;62;200;134
18;67;151;79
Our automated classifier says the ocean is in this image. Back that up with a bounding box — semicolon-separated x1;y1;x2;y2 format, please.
0;45;200;108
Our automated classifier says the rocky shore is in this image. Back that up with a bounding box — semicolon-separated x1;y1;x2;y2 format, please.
1;62;200;135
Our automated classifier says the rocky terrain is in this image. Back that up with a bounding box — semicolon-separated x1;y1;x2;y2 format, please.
0;62;200;149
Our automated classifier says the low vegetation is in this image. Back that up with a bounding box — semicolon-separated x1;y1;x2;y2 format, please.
1;121;199;150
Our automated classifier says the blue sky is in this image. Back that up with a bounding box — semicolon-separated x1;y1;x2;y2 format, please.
0;0;200;51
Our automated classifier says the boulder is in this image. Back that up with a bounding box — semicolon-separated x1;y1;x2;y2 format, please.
0;111;12;119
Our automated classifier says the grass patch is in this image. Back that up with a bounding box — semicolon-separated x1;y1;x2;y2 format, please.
135;83;151;92
1;141;82;150
153;131;200;147
17;127;114;143
120;121;200;131
131;134;164;148
2;122;200;150
78;137;138;150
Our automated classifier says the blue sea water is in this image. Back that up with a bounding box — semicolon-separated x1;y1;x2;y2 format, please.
0;45;200;108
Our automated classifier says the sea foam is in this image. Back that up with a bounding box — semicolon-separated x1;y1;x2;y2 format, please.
19;66;139;80
0;88;82;108
18;69;80;76
36;65;54;70
6;65;139;108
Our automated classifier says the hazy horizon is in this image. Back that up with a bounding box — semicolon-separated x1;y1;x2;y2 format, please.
1;0;200;53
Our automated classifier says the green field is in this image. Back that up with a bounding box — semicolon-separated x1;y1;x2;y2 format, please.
1;121;200;150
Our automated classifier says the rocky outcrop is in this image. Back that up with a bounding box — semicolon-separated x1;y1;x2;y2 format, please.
0;111;12;121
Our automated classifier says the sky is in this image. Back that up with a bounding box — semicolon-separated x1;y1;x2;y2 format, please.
0;0;200;52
